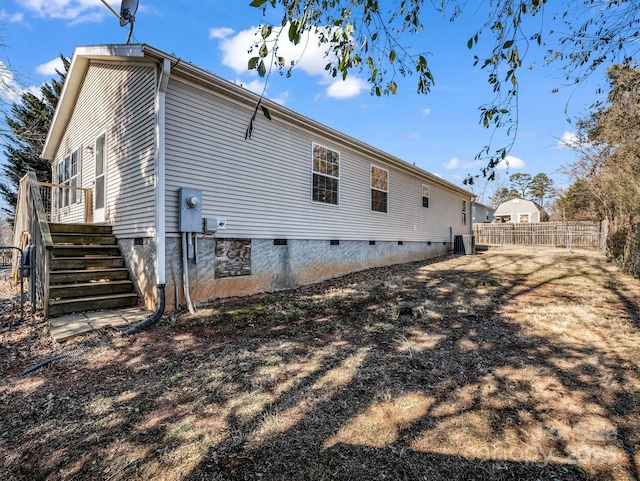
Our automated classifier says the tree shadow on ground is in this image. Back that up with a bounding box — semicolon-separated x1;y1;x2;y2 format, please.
2;251;639;481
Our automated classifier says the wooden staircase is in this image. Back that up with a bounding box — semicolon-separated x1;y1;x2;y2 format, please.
48;223;138;317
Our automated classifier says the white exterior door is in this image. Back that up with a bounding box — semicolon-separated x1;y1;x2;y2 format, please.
94;133;106;223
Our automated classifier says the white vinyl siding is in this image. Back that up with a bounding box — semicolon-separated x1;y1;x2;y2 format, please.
164;75;471;242
50;61;156;236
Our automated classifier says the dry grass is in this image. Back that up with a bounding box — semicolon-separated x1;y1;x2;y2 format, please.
1;248;640;480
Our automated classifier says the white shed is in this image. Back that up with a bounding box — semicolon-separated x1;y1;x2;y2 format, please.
493;198;543;223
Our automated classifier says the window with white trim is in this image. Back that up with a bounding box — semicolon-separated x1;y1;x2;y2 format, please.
461;199;467;225
312;143;339;205
519;213;530;223
422;184;430;208
56;149;81;209
371;165;388;213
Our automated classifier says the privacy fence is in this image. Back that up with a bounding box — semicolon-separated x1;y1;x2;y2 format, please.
473;221;607;252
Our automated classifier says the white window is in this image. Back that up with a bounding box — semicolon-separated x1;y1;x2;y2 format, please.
519;213;530;223
422;184;430;208
56;149;81;209
371;165;388;213
462;199;467;225
312;143;339;205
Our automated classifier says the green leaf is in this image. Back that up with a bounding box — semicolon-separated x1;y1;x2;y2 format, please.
389;50;396;64
288;21;300;44
259;43;268;58
503;40;514;49
257;59;266;77
261;25;272;39
248;57;260;70
261;105;271;120
249;0;267;7
467;37;473;49
389;81;397;95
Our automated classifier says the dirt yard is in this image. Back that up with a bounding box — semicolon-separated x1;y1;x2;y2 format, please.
1;248;639;481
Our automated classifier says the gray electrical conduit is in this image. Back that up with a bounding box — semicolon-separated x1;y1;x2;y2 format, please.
182;231;196;314
19;285;165;376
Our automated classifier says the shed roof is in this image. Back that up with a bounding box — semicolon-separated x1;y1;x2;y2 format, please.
494;198;540;215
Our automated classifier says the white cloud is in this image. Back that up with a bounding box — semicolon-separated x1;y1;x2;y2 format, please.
557;131;578;149
422;108;431;117
496;155;526;170
209;27;235;40
0;9;25;22
444;157;459;169
17;0;115;24
326;76;368;99
36;57;65;76
0;62;22;103
443;156;483;170
232;79;289;106
211;23;367;99
0;62;39;103
404;132;421;140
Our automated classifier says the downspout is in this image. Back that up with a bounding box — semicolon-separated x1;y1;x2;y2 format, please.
124;57;171;335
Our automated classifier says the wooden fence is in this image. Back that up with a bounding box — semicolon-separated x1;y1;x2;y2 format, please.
473;221;607;251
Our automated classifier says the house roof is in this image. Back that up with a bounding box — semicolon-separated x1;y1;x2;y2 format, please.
43;43;473;198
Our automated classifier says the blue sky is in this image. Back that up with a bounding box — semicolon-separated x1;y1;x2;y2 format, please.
0;0;606;204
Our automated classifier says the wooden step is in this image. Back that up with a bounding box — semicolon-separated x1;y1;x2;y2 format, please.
52;233;117;245
48;293;138;317
50;256;125;270
49;280;135;300
52;245;121;258
49;268;130;285
49;223;112;234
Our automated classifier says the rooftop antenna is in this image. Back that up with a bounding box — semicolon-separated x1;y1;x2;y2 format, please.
99;0;139;44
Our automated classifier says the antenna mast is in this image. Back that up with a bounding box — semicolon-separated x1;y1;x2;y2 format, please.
99;0;139;44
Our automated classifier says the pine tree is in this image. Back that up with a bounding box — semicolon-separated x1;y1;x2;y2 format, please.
0;55;69;221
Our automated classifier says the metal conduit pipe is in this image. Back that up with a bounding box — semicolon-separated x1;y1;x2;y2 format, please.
182;232;196;314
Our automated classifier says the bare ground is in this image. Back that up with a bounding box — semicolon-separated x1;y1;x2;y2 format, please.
1;248;640;481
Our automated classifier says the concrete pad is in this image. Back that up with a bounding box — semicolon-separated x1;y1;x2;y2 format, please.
50;314;86;328
88;316;130;329
50;320;92;341
84;310;121;320
117;308;151;323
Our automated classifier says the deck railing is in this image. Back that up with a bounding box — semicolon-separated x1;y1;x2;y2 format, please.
37;182;93;224
13;173;53;313
12;175;94;316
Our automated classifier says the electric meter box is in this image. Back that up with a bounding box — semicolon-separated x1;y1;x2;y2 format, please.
178;187;203;232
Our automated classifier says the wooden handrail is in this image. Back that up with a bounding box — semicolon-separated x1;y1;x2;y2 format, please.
37;182;94;224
